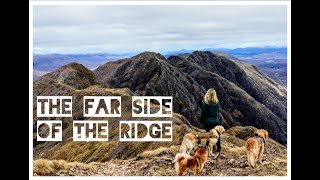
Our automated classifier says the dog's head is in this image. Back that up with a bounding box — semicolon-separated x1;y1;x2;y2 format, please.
212;125;225;135
257;129;269;143
194;145;208;155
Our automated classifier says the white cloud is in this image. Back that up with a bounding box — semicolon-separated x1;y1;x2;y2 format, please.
33;5;287;54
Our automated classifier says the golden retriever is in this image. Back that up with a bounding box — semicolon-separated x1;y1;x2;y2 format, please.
179;125;225;157
245;129;269;168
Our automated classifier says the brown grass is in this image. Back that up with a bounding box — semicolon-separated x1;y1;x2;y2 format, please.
33;159;100;176
138;145;179;158
33;159;54;176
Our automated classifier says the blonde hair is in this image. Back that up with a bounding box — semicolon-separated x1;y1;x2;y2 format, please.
204;88;219;105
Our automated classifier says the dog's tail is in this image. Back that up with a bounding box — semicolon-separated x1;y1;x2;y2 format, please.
174;153;189;175
246;150;255;168
246;139;257;168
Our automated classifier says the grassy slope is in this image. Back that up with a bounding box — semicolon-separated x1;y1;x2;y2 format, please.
34;126;287;176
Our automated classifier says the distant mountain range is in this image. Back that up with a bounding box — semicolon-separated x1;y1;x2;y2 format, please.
33;53;129;73
164;46;287;57
33;47;287;87
33;47;286;72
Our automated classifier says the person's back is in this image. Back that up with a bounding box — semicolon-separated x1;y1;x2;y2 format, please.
200;88;221;156
201;101;220;126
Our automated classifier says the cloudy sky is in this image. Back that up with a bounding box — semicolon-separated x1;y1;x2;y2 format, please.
33;5;287;54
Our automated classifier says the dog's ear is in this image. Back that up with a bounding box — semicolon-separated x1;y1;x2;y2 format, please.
220;126;225;133
217;126;225;134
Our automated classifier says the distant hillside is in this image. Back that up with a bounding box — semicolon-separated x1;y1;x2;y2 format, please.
164;47;286;57
164;47;287;87
33;53;129;71
235;52;287;87
33;69;50;80
215;47;286;56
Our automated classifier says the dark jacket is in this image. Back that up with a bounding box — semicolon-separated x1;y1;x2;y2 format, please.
200;101;220;125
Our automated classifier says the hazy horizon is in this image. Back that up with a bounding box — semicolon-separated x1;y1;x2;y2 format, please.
33;46;287;55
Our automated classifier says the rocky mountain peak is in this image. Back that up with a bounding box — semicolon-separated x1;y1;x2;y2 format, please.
132;51;166;61
35;62;96;90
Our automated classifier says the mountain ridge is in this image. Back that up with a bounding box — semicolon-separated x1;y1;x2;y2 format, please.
33;50;287;166
34;50;286;144
92;51;286;144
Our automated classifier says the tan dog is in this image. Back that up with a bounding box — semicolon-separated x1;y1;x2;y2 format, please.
245;129;269;168
207;126;225;157
179;125;225;157
174;145;208;176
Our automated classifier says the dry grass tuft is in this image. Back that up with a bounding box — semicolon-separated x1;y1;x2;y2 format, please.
33;159;54;176
138;146;179;158
33;159;100;176
52;159;70;171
